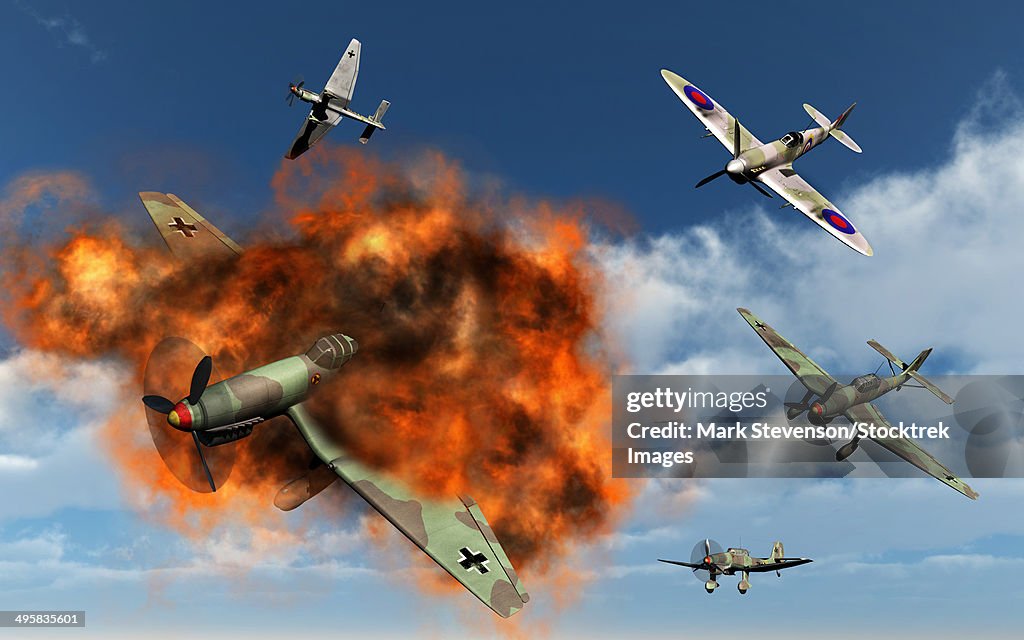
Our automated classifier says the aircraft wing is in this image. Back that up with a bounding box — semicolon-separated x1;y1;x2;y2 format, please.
736;308;836;396
285;110;343;160
759;167;874;257
844;402;979;500
661;69;763;156
139;192;242;260
747;558;813;572
657;559;703;570
284;403;529;617
323;38;360;107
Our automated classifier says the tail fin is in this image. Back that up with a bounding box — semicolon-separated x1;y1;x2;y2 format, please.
828;103;862;153
831;102;856;130
905;348;954;404
905;348;931;373
771;541;784;561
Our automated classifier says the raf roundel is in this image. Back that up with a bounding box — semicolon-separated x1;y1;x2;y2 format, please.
683;85;715;111
822;208;856;234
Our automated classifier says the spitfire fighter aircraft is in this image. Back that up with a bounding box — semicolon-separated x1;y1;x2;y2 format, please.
659;538;811;594
661;69;872;256
737;308;978;500
138;192;529;618
285;37;390;159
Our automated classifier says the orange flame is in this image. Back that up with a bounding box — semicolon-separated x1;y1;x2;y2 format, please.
0;149;636;596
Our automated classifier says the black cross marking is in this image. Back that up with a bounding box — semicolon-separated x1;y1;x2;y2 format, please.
347;50;355;58
754;321;767;329
168;217;198;238
457;547;490;574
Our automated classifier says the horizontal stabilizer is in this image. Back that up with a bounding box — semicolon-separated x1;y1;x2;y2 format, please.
358;100;389;144
869;341;953;404
372;99;390;122
908;370;954;404
829;129;862;153
828;103;861;152
867;340;907;369
803;103;831;128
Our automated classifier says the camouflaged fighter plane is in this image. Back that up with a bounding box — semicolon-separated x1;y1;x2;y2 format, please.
661;69;872;256
737;308;978;500
284;37;390;159
659;538;811;594
137;192;529;618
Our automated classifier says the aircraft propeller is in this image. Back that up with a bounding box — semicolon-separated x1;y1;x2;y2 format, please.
688;537;724;583
142;338;235;493
694;120;773;199
142;355;212;421
286;76;305;106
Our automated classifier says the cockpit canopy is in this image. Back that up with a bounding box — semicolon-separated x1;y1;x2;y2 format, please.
851;373;881;393
780;131;804;148
306;334;358;370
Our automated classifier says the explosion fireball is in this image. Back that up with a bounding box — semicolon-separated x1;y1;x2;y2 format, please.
0;149;634;579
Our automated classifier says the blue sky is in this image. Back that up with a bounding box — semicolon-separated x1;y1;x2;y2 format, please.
3;1;1024;638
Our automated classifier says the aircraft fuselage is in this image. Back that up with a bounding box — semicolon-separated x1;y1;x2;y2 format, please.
809;371;912;424
728;126;829;184
290;85;321;105
166;334;357;438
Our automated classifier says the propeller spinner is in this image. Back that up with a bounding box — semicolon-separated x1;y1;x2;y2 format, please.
688;537;724;583
142;355;212;431
286;77;305;106
694;120;773;199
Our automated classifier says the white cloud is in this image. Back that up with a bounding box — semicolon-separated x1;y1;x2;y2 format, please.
0;454;39;471
15;3;107;63
0;350;125;521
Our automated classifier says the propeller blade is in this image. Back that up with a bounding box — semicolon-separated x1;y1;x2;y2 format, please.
749;181;774;199
732;119;741;159
192;431;217;492
695;169;728;189
188;356;213;405
704;538;711;557
142;395;176;414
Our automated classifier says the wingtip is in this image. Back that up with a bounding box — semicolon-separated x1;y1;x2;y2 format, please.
660;68;683;84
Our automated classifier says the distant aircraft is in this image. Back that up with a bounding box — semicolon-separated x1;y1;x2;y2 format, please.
137;192;529;618
660;538;811;594
737;307;978;500
661;69;872;256
285;38;390;159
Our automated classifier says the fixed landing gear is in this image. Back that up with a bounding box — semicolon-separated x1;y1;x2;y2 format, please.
738;571;750;594
705;580;718;593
